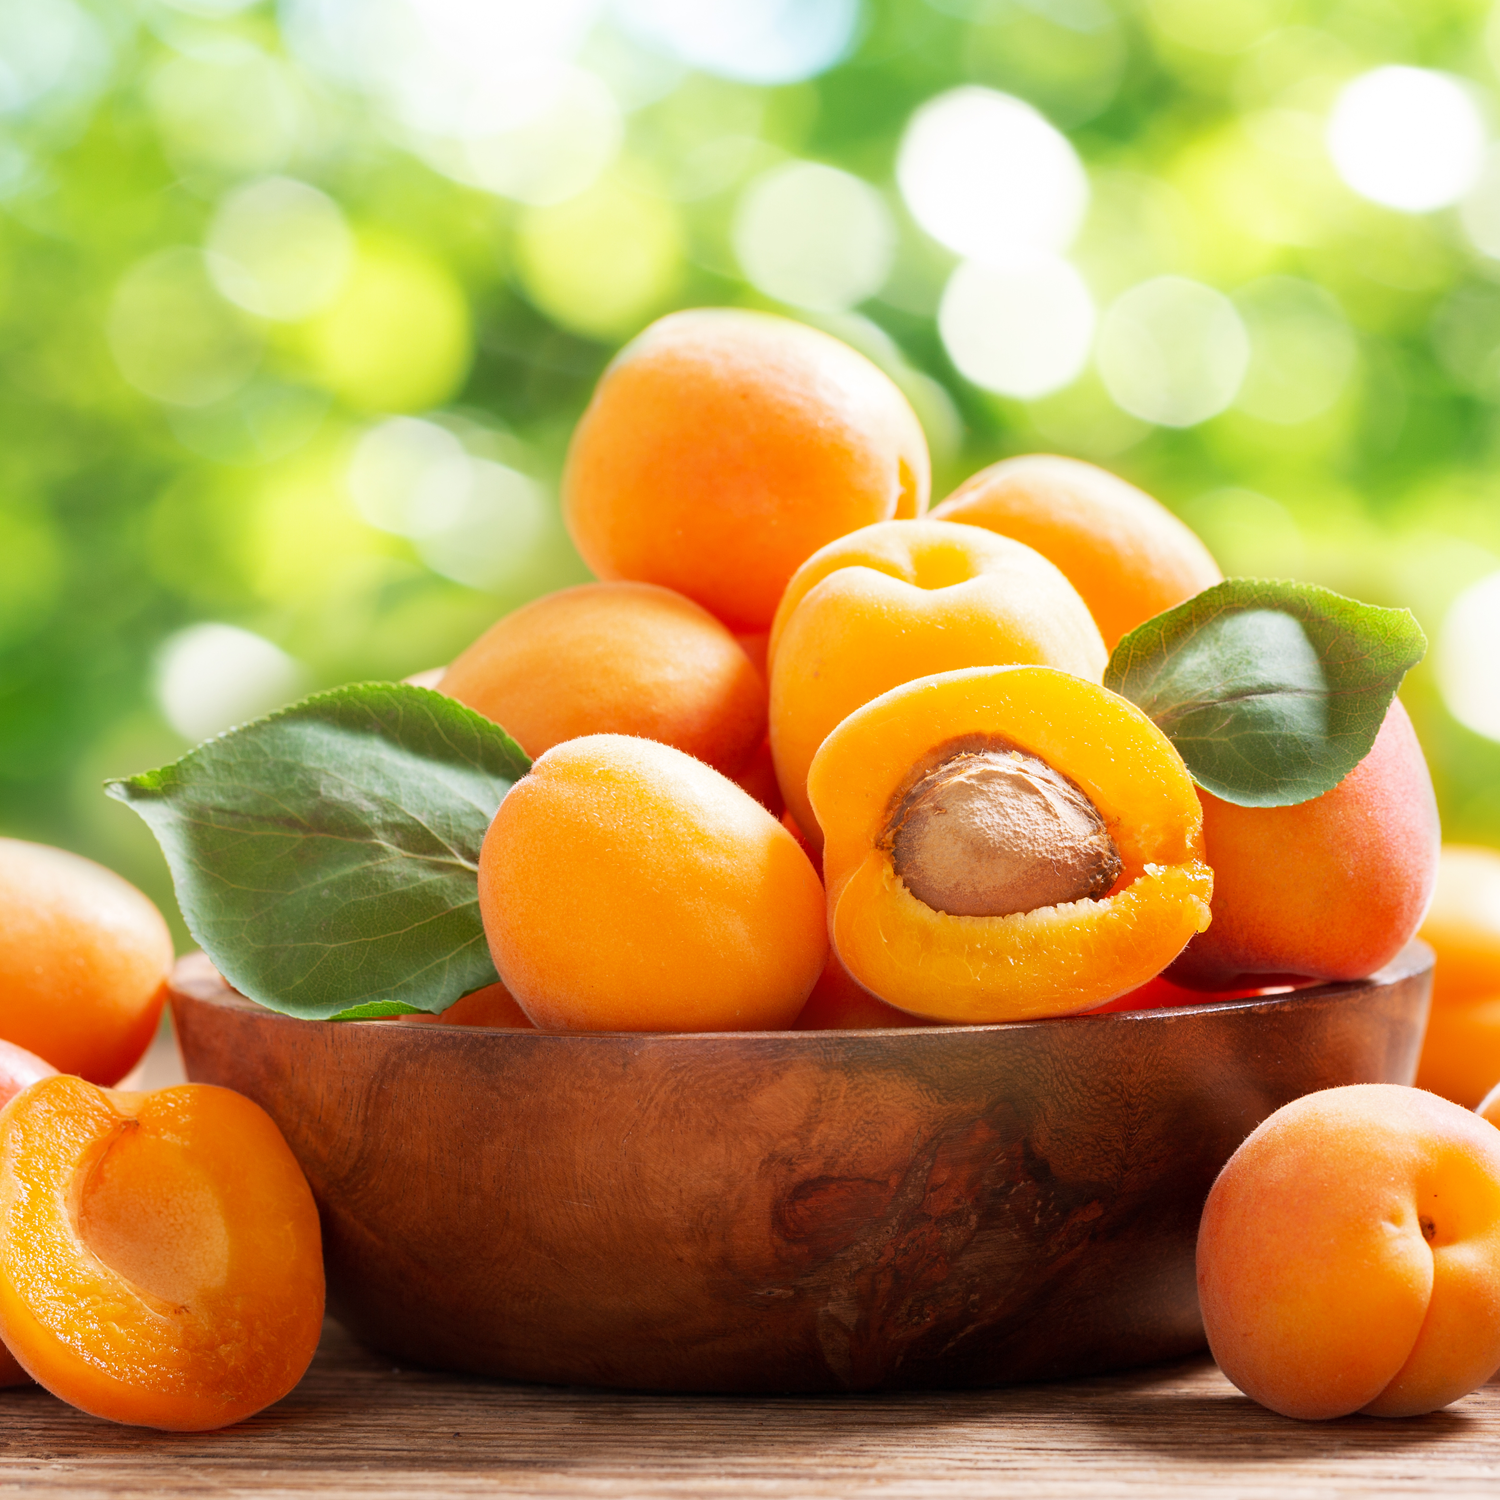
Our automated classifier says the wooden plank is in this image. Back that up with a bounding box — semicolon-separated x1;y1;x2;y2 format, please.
0;1320;1496;1499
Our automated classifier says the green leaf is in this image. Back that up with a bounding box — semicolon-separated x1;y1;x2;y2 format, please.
107;682;530;1020
1104;579;1426;808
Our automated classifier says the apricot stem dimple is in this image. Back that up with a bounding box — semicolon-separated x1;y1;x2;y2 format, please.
1421;1215;1436;1243
884;744;1122;919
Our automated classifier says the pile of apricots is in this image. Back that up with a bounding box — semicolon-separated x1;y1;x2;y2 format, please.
5;306;1500;1430
420;308;1441;1036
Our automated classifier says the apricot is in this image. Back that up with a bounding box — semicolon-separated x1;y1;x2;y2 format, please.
769;519;1107;848
0;1074;324;1430
479;734;826;1031
1412;846;1500;1107
931;454;1221;650
793;951;928;1031
396;981;533;1030
563;308;930;633
808;666;1212;1022
0;839;173;1085
1170;700;1439;989
440;582;766;780
0;1041;54;1388
1197;1084;1500;1420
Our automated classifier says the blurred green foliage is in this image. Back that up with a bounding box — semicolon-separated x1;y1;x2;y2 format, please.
4;0;1500;943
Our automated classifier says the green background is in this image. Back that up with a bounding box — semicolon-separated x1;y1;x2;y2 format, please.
3;0;1499;945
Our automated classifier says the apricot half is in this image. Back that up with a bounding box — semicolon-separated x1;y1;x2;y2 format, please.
0;1075;324;1430
1198;1085;1500;1420
808;666;1212;1022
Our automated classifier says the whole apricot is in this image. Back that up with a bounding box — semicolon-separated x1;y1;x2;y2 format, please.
1411;846;1500;1106
0;1074;324;1430
440;581;767;780
793;951;928;1031
0;839;173;1085
1169;699;1439;989
769;519;1107;847
479;735;826;1031
563;308;930;632
932;455;1221;649
1197;1084;1500;1420
395;981;534;1030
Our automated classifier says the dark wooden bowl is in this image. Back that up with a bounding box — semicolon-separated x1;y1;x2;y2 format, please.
170;945;1432;1393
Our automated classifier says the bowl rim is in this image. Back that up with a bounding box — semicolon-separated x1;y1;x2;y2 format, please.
167;940;1434;1044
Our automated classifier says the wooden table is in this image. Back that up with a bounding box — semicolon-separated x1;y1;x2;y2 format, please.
15;1026;1487;1498
3;1323;1497;1499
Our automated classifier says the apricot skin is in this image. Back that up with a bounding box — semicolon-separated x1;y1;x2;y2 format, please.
0;839;173;1085
769;519;1107;848
1414;846;1500;1107
479;735;827;1032
563;308;930;632
931;454;1221;650
1197;1085;1500;1420
1169;699;1439;989
440;581;767;780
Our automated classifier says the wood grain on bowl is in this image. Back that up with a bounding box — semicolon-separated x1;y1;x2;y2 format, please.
169;946;1432;1394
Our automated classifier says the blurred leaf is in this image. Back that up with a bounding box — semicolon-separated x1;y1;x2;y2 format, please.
106;683;529;1020
1105;580;1426;807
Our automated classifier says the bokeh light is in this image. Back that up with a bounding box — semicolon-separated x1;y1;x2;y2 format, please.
0;0;108;118
1439;572;1500;742
614;0;859;85
897;86;1089;267
1096;277;1250;428
1460;146;1500;259
302;239;472;412
349;418;473;539
1232;278;1357;426
206;178;354;323
938;257;1094;400
416;461;549;593
155;624;306;743
733;161;894;312
108;249;264;408
1327;67;1486;214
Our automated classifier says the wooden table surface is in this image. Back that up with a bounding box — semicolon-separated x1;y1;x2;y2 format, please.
12;1027;1490;1500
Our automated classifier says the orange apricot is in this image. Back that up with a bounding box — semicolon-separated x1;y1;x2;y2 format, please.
0;839;173;1085
396;981;534;1030
931;455;1221;650
440;582;766;780
769;519;1107;847
808;666;1212;1022
1169;700;1439;989
0;1074;324;1430
793;951;927;1030
1197;1084;1500;1419
1411;846;1500;1107
479;735;826;1031
562;308;930;633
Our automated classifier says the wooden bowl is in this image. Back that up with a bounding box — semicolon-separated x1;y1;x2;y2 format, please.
170;944;1432;1393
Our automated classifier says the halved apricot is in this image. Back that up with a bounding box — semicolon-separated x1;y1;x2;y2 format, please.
808;665;1212;1022
0;1075;324;1430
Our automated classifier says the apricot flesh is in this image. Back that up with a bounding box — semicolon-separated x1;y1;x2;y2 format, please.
809;666;1212;1021
1197;1084;1500;1420
0;1075;324;1430
0;839;173;1084
0;1041;54;1389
